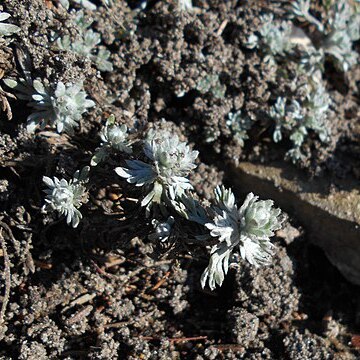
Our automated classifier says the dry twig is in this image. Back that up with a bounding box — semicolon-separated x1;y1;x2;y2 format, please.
151;271;171;291
216;20;228;36
141;335;207;343
0;220;21;255
0;230;11;327
66;305;93;326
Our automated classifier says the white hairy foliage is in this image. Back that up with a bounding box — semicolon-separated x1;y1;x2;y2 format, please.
201;187;284;290
42;167;89;228
57;11;113;72
91;115;132;166
4;78;95;134
115;129;198;207
0;11;20;38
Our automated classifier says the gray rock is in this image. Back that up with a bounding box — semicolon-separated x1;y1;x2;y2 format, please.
229;161;360;285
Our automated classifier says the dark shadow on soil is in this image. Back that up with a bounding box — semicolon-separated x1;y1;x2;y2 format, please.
288;237;360;338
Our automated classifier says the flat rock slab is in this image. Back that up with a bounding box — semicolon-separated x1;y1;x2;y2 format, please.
228;162;360;285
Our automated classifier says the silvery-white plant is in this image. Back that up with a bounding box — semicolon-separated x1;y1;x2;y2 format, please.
323;27;359;72
179;0;193;11
290;0;324;32
292;0;360;72
57;11;113;72
201;186;284;290
91;115;132;166
101;0;116;6
269;82;331;163
59;0;97;10
42;167;90;228
196;74;226;99
303;82;331;143
0;10;20;119
323;0;360;72
246;14;294;62
226;111;253;147
299;47;324;79
0;11;20;39
4;77;95;133
102;0;147;9
116;128;199;208
270;97;303;144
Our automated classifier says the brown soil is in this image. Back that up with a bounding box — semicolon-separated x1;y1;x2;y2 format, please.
0;0;359;359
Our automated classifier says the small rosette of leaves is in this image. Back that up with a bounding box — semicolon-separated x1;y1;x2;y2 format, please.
226;111;253;147
57;10;113;72
115;129;199;209
42;167;90;228
4;77;95;133
246;13;294;62
269;82;331;163
201;187;284;290
292;0;360;72
196;74;226;99
91;115;132;166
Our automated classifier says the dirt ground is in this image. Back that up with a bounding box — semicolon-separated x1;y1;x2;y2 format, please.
0;0;360;359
